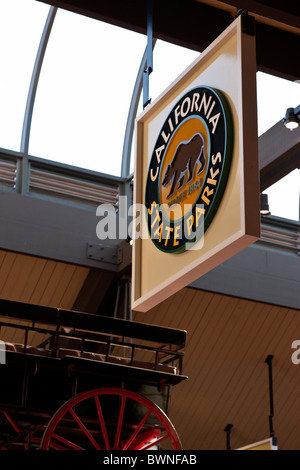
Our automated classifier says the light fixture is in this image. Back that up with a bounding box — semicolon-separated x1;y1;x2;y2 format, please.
126;235;134;246
283;105;300;131
260;193;271;216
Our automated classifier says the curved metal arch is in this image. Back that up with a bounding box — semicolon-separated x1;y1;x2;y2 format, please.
121;39;157;178
20;6;57;154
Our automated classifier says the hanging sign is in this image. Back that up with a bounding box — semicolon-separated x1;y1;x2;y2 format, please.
237;437;278;450
132;14;260;312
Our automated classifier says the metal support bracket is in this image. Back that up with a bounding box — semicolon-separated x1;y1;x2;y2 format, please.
236;10;256;36
143;0;153;108
87;243;123;265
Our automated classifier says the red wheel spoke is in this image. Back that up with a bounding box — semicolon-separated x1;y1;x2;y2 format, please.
94;395;110;450
51;432;85;450
113;395;126;449
141;432;169;450
122;407;153;450
1;411;20;433
131;429;161;450
69;408;101;450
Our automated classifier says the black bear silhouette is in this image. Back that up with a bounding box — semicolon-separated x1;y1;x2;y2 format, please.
162;133;205;199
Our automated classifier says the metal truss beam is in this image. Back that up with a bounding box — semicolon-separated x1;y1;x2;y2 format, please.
259;120;300;192
0;191;131;272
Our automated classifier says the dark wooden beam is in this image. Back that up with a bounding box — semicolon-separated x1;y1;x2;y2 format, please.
216;0;300;30
38;0;300;81
255;22;300;81
37;0;232;50
38;0;148;34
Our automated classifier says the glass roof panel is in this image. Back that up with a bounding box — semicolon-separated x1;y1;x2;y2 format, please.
264;169;299;221
256;71;300;136
150;40;199;103
29;8;145;176
257;72;300;222
0;0;49;151
0;1;298;224
29;13;199;177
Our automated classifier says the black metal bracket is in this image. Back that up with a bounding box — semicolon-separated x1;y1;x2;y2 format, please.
265;355;275;438
143;0;153;108
236;10;256;36
224;423;233;450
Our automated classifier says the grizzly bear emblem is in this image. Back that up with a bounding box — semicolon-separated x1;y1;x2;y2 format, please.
162;133;206;199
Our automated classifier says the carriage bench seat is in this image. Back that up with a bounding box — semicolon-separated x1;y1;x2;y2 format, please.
57;348;177;374
0;299;186;384
3;343;177;375
4;342;51;357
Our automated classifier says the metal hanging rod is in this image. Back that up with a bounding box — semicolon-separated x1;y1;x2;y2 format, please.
265;354;275;438
224;423;233;450
143;0;153;109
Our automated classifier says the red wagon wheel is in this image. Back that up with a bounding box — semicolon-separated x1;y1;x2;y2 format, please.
40;387;182;450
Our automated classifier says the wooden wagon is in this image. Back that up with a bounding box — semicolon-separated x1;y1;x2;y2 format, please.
0;299;187;450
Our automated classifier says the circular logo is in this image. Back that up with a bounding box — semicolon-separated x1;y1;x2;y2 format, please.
145;86;233;253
